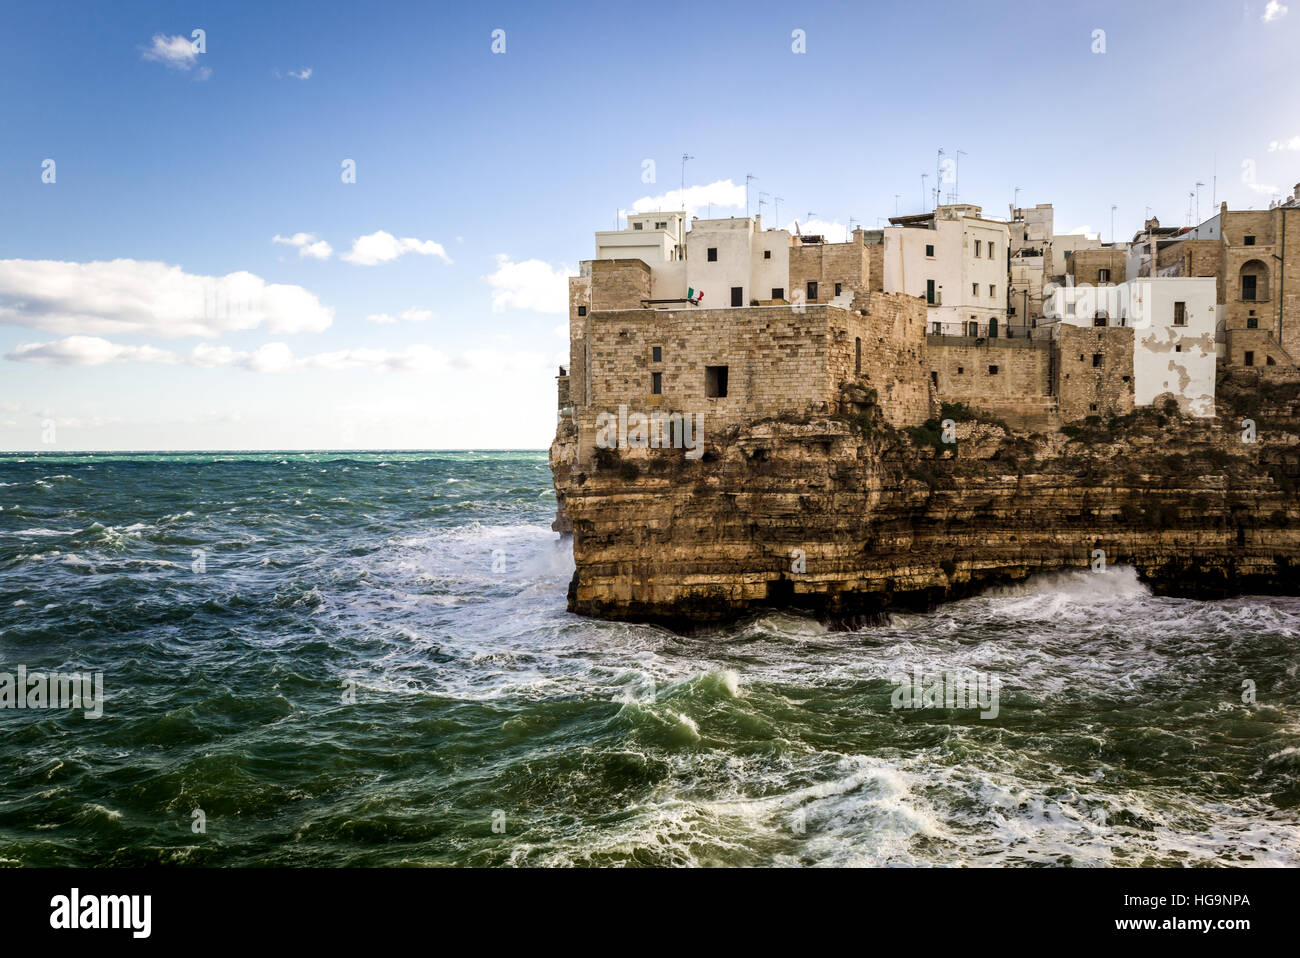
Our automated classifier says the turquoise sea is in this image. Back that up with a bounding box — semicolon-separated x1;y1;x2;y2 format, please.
1;451;1297;866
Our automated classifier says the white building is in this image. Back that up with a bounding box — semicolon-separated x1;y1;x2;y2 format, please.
883;204;1010;337
592;213;795;307
1047;277;1218;416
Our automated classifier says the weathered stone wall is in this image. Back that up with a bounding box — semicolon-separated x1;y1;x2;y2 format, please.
589;259;651;310
568;275;592;406
831;292;933;426
575;298;932;463
1156;239;1222;281
1219;209;1300;362
928;337;1056;429
789;237;875;304
1069;248;1127;285
1058;325;1135;422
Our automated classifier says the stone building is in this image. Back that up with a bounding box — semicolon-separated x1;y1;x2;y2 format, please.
1068;247;1127;286
1046;277;1217;417
1148;189;1300;369
560;207;1168;447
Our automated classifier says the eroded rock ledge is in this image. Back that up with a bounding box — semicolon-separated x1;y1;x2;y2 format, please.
549;372;1300;629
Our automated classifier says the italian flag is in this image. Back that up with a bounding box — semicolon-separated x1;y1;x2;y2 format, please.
688;287;703;304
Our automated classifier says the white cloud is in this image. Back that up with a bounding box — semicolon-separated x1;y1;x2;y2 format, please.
141;34;200;71
783;218;850;243
6;336;178;366
5;338;562;380
1269;135;1300;151
7;337;455;374
288;68;312;80
341;231;452;266
273;232;333;260
484;255;569;314
1066;225;1101;239
364;308;434;324
0;259;334;338
1262;1;1288;22
628;179;747;219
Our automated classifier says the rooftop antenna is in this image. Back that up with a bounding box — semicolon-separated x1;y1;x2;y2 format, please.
936;148;945;207
1195;181;1205;224
679;153;694;255
1013;186;1022;212
1187;191;1195;227
745;173;757;218
955;149;967;204
894;194;901;216
757;190;770;221
1110;204;1117;244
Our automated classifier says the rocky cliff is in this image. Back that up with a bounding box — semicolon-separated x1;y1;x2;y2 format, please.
549;370;1300;628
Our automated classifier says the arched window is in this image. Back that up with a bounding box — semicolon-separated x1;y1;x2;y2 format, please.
1240;259;1269;302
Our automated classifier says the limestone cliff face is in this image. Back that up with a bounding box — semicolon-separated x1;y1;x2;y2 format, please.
550;372;1300;627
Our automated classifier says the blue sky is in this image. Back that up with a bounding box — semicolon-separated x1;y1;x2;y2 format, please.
1;0;1297;449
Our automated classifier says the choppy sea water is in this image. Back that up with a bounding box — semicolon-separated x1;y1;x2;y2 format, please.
1;450;1297;867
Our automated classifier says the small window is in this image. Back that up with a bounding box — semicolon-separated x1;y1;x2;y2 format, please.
925;244;935;257
1175;345;1182;353
1122;375;1130;382
763;250;771;259
957;366;964;374
1173;301;1186;326
972;282;979;296
1093;314;1107;327
705;365;729;397
930;370;938;387
834;282;842;297
988;364;999;375
1244;235;1256;246
651;346;662;363
975;239;982;256
771;287;784;300
988;243;995;259
1066;302;1076;316
989;284;996;297
855;337;862;375
1242;274;1258;301
707;247;718;262
1090;404;1098;412
1092;353;1102;367
1244;351;1255;366
655;221;666;230
651;371;662;394
807;281;818;300
925;279;935;304
633;222;643;230
1247;315;1259;329
577;305;587;317
731;286;743;307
